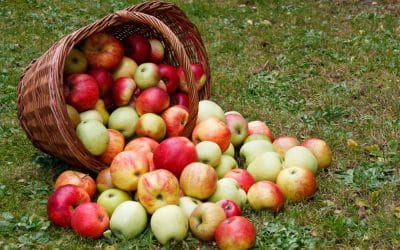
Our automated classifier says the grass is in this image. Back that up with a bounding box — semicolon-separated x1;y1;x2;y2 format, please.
1;0;399;249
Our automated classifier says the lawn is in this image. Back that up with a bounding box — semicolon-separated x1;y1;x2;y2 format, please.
1;0;399;249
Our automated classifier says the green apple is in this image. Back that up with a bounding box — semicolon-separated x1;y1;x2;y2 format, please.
76;120;109;155
94;99;110;125
247;152;283;182
239;140;275;166
97;188;132;217
64;48;88;74
108;106;139;138
112;56;138;80
79;109;103;123
223;143;235;157
244;134;271;144
179;196;202;219
135;113;166;142
283;146;318;174
208;178;243;207
195;141;222;167
238;188;247;206
110;201;148;240
66;104;81;128
197;100;226;123
214;155;238;178
150;205;188;245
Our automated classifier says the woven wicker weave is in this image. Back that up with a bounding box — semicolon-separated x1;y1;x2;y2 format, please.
17;1;210;173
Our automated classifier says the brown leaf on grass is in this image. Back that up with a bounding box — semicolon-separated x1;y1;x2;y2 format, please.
394;206;400;219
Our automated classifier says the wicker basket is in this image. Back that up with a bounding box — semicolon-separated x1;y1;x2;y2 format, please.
17;1;211;173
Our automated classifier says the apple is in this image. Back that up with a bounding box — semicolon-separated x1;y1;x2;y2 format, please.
216;199;242;218
179;196;202;219
135;113;166;141
124;34;151;64
54;170;97;199
272;136;301;159
223;143;235;157
64;48;88;75
150;205;188;245
109;201;148;240
224;169;255;192
135;86;170;115
149;38;165;63
96;167;114;193
157;79;168;92
283;146;318;174
71;202;109;239
108;106;139;138
88;68;114;97
66;104;81;128
124;137;159;153
195;141;222;167
214;155;238;178
192;118;231;152
97;129;125;165
189;202;226;241
153;136;197;178
214;216;256;250
247;181;285;212
302;138;333;169
83;32;124;70
94;99;110;125
110;150;149;192
158;64;179;93
65;73;99;112
47;184;90;227
248;120;274;142
134;62;161;89
111;77;136;106
177;63;207;93
161;105;189;137
96;188;131;217
103;92;116;111
239;139;275;166
208;178;244;207
244;133;271;143
79;109;103;123
76;120;109;156
112;56;138;80
170;91;189;108
276;166;317;202
179;162;218;200
225;111;248;147
137;169;181;214
247;152;283;182
197;100;226;123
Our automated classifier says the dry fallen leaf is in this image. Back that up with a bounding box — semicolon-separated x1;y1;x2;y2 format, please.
394;206;400;219
347;139;358;148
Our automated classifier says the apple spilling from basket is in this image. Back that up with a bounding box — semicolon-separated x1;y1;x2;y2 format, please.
47;31;333;249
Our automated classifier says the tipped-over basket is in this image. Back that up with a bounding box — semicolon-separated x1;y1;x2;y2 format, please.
17;1;211;173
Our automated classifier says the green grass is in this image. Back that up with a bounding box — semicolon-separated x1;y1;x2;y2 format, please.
1;0;400;249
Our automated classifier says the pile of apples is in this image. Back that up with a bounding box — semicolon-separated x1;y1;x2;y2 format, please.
47;31;333;249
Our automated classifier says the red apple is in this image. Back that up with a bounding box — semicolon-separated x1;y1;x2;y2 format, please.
47;184;90;228
153;136;197;178
149;38;165;63
248;120;274;142
247;181;285;213
177;63;207;92
54;170;96;199
179;162;218;200
103;92;116;111
224;169;255;193
112;77;136;106
71;202;109;239
124;34;151;64
135;113;166;142
189;202;226;241
158;64;179;94
272;136;301;159
161;105;189;137
65;73;99;112
276;166;317;202
192;118;231;152
214;216;256;250
135;86;170;115
83;32;124;70
216;199;242;218
98;129;125;165
137;169;181;214
302;138;333;169
88;68;114;97
170;91;189;108
96;167;115;193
